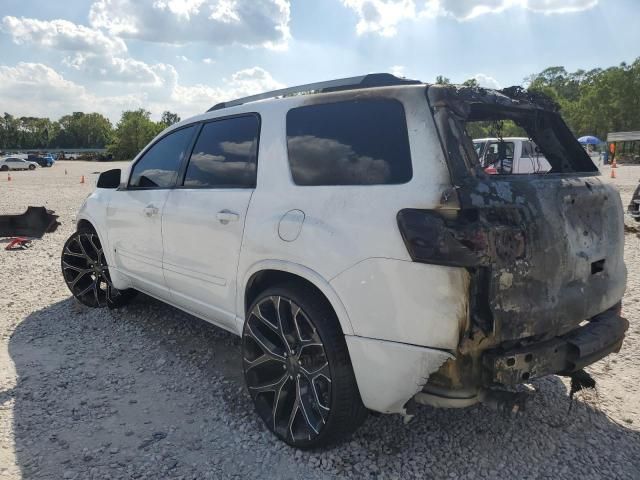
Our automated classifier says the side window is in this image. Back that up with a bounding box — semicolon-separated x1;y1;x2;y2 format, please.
183;115;259;188
286;99;413;186
129;126;196;188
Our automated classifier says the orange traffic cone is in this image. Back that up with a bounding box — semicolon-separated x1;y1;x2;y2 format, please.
611;168;616;179
612;158;617;168
7;173;11;181
80;175;85;184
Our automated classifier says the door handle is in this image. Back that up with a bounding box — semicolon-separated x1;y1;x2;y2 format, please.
143;204;159;217
216;210;239;225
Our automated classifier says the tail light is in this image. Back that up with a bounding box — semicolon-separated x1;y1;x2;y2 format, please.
396;209;525;267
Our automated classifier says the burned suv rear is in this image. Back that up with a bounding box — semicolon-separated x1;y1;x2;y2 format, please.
405;85;628;406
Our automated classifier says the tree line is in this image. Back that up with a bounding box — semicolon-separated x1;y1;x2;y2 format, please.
1;58;639;160
0;110;181;160
437;58;640;141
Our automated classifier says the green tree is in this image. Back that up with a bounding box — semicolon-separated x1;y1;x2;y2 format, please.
0;113;17;149
528;59;640;139
108;109;163;160
160;111;181;128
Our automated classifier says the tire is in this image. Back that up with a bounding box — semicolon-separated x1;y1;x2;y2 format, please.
0;165;8;171
243;283;367;449
28;164;35;170
61;226;136;308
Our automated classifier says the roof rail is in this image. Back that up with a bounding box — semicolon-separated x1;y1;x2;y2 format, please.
206;73;421;112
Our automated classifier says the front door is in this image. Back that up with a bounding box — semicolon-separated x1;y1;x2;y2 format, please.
161;115;260;329
107;125;197;298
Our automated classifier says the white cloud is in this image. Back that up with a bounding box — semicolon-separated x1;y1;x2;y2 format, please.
176;55;190;62
0;61;283;122
437;0;508;20
472;73;501;89
389;65;406;77
1;15;181;86
1;16;127;55
168;66;284;113
64;53;177;85
88;0;291;49
524;0;598;15
203;57;215;64
0;62;142;120
342;0;416;36
341;0;598;35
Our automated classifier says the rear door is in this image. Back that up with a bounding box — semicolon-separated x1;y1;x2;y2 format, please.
161;114;260;328
106;125;197;298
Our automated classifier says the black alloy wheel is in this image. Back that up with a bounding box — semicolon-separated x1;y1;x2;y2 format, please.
61;229;135;308
243;285;367;449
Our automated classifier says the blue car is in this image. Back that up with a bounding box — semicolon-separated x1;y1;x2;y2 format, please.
29;154;55;167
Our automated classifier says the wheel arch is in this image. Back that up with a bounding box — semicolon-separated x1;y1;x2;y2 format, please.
239;261;354;336
76;218;95;232
74;214;130;291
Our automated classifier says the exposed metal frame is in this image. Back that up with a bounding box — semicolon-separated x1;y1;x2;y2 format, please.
207;73;421;112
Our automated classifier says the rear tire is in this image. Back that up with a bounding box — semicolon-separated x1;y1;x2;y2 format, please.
242;283;367;449
0;165;8;171
61;226;136;308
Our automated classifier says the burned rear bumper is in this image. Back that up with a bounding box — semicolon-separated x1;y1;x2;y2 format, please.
484;306;628;385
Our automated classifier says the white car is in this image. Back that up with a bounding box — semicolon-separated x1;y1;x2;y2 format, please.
61;75;627;449
473;137;552;174
0;157;38;171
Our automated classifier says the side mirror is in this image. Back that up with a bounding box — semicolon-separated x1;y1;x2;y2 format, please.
97;169;121;189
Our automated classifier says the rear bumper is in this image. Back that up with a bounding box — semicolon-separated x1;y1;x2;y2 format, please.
483;307;628;385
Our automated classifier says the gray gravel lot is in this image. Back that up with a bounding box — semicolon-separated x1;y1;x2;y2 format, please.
1;161;639;479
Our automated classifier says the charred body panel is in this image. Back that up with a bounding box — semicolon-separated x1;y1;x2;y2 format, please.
485;304;627;385
0;206;60;238
408;85;627;397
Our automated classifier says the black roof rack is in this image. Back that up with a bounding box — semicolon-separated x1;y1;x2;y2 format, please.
206;73;421;112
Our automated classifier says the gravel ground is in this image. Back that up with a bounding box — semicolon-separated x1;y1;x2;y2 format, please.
1;161;639;479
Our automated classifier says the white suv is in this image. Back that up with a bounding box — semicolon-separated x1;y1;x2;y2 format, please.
61;74;628;449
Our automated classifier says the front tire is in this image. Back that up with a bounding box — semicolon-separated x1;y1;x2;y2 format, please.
0;165;8;171
28;164;35;170
61;228;136;308
242;283;367;449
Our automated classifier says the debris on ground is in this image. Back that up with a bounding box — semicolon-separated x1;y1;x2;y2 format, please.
4;237;33;250
0;206;60;238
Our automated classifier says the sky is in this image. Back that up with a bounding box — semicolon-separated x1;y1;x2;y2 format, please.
0;0;638;123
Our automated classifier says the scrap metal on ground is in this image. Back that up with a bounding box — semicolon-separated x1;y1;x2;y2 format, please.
0;206;60;238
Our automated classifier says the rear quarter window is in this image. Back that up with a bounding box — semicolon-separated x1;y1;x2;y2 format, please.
286;98;413;186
